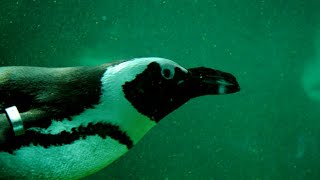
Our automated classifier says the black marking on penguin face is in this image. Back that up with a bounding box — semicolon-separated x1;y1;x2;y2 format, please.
0;122;133;154
123;61;240;122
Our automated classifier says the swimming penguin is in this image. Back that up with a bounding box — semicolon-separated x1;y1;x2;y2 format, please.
0;57;240;179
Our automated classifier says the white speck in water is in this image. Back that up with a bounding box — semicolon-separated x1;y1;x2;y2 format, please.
101;16;107;21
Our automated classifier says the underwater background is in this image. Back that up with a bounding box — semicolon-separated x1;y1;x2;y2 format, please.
1;0;319;179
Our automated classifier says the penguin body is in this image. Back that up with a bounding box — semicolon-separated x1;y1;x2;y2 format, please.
0;57;240;179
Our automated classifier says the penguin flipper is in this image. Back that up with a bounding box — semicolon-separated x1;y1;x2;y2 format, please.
0;109;48;144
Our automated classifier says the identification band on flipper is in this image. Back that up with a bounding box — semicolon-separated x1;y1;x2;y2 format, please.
5;106;25;136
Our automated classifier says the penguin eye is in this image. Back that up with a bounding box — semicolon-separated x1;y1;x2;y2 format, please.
161;68;174;79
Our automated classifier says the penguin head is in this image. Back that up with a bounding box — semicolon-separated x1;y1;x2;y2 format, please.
105;57;240;122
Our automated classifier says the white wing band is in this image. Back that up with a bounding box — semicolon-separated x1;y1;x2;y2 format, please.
5;106;25;136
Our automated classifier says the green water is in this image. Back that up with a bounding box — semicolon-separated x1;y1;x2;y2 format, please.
1;0;319;179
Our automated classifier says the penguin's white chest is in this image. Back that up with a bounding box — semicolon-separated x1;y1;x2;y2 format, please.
0;132;128;179
0;100;154;179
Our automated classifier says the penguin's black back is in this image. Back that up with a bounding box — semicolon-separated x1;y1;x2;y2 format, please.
0;65;108;128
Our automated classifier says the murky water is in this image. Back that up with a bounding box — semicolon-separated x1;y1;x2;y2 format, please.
1;0;319;179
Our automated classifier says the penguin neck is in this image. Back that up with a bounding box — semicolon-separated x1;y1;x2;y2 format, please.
99;65;157;144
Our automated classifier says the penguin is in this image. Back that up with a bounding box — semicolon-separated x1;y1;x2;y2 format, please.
0;57;240;179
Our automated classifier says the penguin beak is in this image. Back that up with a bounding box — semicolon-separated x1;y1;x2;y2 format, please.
183;67;240;98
